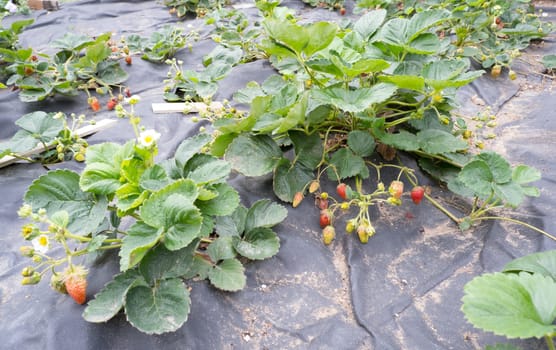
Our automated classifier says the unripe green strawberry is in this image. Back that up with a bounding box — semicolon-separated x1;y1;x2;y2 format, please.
491;65;502;78
322;225;335;245
50;273;67;294
357;225;369;244
22;272;41;285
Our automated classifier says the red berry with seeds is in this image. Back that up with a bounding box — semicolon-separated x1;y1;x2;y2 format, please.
63;266;88;305
125;55;132;65
89;97;101;112
107;98;118;110
410;186;425;205
319;209;332;228
339;7;346;15
336;183;348;200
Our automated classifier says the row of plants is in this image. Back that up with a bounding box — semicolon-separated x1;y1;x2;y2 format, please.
3;0;555;346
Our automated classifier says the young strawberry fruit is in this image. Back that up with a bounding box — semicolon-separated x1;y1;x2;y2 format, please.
124;87;132;97
316;196;329;210
308;180;320;193
410;186;425;205
491;65;502;78
89;97;100;112
336;183;348;200
292;192;304;208
322;225;335;245
319;209;332;228
389;180;404;199
125;55;132;65
64;266;88;305
106;98;118;110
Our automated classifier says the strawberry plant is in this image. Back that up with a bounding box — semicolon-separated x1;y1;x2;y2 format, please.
0;111;91;164
164;0;228;18
190;3;554;245
1;32;129;103
17;98;287;334
124;25;198;63
354;0;552;75
462;250;556;349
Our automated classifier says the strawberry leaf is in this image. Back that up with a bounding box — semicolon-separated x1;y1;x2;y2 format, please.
195;183;239;216
83;269;146;323
207;258;246;292
503;250;556;281
273;158;314;202
119;221;163;271
244;199;287;232
125;278;190;334
225;134;282;177
233;227;280;260
24;169;108;235
462;272;556;339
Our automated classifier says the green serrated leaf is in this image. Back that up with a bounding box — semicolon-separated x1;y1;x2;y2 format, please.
207;258;246;292
83;269;146;323
458;160;493;198
233;227;280;260
512;165;541;185
187;158;231;185
326;148;369;180
476;152;512;184
462;272;556;339
417;129;468;154
215;205;248;237
195;183;239;216
139;241;198;282
311;83;397;113
174;133;213;170
347;130;375;157
119;222;163;271
24;169;107;235
225;134;282;177
353;9;387;40
503;250;556;281
273;158;314;202
80;141;134;195
139;164;170;191
289;130;323;169
50;210;69;228
245;199;288;232
125;278;190;334
493;182;525;208
207;236;236;262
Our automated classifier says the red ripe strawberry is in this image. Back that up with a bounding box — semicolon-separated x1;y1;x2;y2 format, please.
125;55;132;65
336;183;348;200
389;180;404;199
319;209;332;228
339;7;346;15
410;186;425;205
107;98;118;111
292;192;304;208
89;97;100;112
63;266;87;305
31;55;38;61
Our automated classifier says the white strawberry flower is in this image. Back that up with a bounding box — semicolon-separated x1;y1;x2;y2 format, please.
32;234;50;254
138;129;161;148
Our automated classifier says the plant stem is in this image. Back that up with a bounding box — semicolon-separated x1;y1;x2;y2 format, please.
478;216;556;242
424;192;461;224
546;335;555;350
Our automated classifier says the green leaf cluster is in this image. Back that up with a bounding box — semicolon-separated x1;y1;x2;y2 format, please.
22;132;287;334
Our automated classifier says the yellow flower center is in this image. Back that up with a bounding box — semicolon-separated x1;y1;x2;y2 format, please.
38;236;48;247
144;135;153;143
